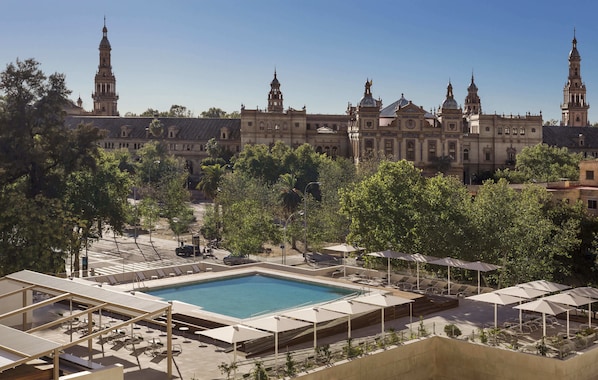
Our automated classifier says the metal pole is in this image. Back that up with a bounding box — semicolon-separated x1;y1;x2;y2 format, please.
303;182;320;254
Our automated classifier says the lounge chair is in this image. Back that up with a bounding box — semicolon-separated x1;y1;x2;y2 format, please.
173;267;184;276
156;269;167;278
191;264;201;273
136;272;147;282
107;275;119;285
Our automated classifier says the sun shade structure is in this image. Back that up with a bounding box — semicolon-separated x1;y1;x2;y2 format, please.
200;325;271;363
569;287;598;328
467;292;523;329
321;299;380;339
244;316;309;368
514;299;573;337
392;253;439;291
355;293;414;337
458;261;501;294
543;292;594;337
283;307;345;350
0;270;174;378
519;280;571;293
367;250;407;285
494;286;548;330
324;244;362;277
429;257;473;295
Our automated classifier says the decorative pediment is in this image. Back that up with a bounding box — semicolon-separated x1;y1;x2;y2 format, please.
317;126;335;134
167;125;180;138
120;125;132;138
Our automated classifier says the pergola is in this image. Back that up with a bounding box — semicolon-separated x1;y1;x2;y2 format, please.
0;270;174;379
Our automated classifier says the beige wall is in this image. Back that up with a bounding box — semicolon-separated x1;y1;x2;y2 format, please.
294;336;598;380
0;280;32;327
60;364;123;380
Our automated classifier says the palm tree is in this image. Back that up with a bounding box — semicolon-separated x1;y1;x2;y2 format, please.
197;164;226;201
277;173;302;215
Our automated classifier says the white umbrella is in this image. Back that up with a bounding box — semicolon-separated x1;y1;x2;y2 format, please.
244;316;310;368
467;292;523;329
519;280;571;293
569;287;598;328
283;307;345;350
429;257;472;295
355;293;414;338
393;253;439;291
324;244;362;277
200;325;271;366
459;261;501;294
367;250;407;285
514;299;573;337
321;300;379;339
494;286;548;331
543;293;594;338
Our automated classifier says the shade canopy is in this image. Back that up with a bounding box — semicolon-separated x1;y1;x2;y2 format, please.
429;257;473;295
283;307;346;349
367;250;408;285
321;300;380;339
200;325;272;364
519;280;571;293
244;316;310;368
323;244;362;253
543;292;594;337
495;286;548;299
459;261;501;272
467;292;523;328
392;253;439;291
355;293;415;337
569;286;598;299
514;299;573;337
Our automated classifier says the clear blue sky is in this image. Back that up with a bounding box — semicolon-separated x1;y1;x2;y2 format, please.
2;0;598;123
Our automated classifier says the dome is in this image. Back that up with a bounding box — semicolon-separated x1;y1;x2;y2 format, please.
359;94;377;107
442;98;459;109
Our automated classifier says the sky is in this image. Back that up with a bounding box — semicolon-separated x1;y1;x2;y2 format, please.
2;0;598;123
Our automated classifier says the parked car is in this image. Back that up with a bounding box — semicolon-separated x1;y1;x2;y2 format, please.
223;255;256;266
175;245;200;257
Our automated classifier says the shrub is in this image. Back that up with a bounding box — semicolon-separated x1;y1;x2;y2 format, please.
444;323;462;338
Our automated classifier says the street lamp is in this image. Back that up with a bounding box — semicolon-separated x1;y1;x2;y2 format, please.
282;211;303;265
303;181;321;254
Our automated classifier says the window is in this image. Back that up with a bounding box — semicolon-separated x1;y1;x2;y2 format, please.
587;171;595;180
259;122;264;131
365;139;374;155
504;128;510;135
428;141;437;160
531;128;536;133
588;200;597;209
497;128;502;135
512;128;518;135
520;128;525;135
485;127;490;132
463;148;469;161
247;121;253;127
384;139;393;157
448;142;456;159
406;140;415;161
366;121;373;128
295;122;299;128
484;149;492;161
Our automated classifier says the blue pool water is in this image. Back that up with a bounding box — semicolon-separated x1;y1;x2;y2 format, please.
146;274;356;319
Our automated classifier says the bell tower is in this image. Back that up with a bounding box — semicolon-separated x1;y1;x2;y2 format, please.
464;73;481;116
92;18;119;116
267;70;283;113
561;30;589;126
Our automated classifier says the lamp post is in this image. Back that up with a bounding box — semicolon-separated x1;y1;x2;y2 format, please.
303;181;321;254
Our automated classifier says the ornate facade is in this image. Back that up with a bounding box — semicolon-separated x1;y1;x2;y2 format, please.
561;31;589;126
66;22;558;184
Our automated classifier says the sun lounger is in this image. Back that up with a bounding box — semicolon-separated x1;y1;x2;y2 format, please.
136;272;147;282
191;264;201;273
107;275;119;285
174;267;184;276
156;269;167;278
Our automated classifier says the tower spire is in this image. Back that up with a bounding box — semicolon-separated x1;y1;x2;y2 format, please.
267;69;283;112
92;19;119;116
561;30;589;126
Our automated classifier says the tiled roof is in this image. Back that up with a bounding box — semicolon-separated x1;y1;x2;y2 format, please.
543;125;598;149
65;116;241;142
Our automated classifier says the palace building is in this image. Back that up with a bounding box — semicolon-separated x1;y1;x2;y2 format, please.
68;23;598;184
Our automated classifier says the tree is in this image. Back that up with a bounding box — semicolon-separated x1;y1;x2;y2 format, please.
197;164;227;200
497;143;582;183
0;59;105;275
201;107;227;118
340;160;424;251
277;173;302;215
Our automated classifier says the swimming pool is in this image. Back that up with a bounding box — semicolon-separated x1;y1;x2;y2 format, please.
146;273;357;319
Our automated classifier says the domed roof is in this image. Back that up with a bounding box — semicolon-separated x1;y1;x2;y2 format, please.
442;97;459;109
569;37;580;59
271;71;280;86
359;94;377;107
